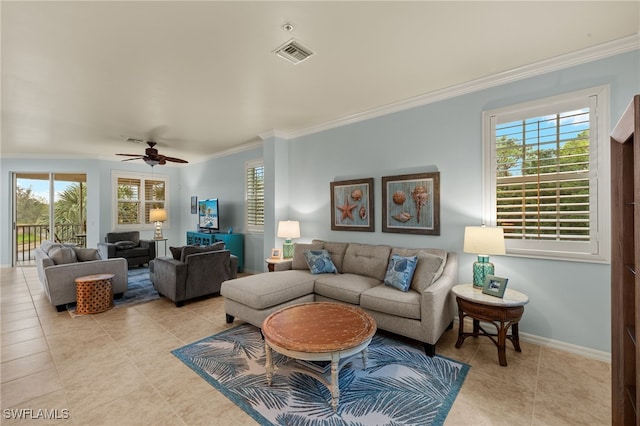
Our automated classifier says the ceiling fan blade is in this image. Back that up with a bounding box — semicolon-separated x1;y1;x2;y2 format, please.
117;139;185;165
163;156;189;163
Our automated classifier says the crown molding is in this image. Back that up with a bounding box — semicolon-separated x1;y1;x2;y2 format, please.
281;34;639;141
191;139;264;164
259;130;289;141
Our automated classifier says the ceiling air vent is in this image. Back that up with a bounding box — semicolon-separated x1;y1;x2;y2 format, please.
274;39;314;64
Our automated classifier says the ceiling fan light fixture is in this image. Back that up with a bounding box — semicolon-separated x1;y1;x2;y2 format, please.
144;158;160;167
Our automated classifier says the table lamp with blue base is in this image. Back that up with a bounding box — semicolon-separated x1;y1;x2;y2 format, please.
463;225;505;288
277;220;300;259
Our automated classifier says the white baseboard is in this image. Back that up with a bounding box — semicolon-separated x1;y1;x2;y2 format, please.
519;332;611;363
452;317;611;363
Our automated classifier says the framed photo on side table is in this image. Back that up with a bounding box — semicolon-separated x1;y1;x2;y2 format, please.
270;248;282;259
483;275;508;298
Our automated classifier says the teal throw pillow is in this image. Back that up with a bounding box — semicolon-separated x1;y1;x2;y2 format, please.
303;249;338;275
384;254;418;292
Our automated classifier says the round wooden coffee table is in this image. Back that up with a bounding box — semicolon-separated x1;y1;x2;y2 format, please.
262;302;377;411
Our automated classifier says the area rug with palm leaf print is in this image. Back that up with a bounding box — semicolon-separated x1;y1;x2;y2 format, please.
172;323;469;425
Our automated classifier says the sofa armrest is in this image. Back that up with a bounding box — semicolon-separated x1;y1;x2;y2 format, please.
139;240;156;259
97;242;117;259
229;255;239;279
274;259;293;271
151;257;188;300
420;252;458;344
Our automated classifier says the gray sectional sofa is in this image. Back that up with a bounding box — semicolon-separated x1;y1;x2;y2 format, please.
221;240;458;356
35;241;128;311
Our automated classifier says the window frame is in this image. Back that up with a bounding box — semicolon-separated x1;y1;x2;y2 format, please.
112;171;169;231
481;85;610;263
245;159;264;234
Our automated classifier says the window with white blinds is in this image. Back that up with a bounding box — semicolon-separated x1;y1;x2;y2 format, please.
113;172;168;229
482;86;610;262
245;160;264;233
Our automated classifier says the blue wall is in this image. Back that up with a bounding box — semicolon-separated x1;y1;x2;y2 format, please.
278;50;639;352
1;49;638;352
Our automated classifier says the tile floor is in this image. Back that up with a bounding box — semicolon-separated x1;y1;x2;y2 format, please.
1;266;611;425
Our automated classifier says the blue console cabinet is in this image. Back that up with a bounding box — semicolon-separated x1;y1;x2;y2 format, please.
186;231;244;272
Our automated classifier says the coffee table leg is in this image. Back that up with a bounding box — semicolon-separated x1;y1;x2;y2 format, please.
361;347;368;369
265;342;273;385
330;357;339;412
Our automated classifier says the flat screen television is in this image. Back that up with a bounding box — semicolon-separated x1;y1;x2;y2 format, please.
198;198;219;231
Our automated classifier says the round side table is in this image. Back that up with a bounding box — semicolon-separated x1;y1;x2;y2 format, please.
265;257;289;272
451;284;529;366
74;273;115;315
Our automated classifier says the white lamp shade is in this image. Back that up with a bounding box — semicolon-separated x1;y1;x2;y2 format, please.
463;226;505;255
277;220;300;239
150;208;167;222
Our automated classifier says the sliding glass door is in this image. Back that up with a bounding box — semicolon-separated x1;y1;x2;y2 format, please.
13;172;87;266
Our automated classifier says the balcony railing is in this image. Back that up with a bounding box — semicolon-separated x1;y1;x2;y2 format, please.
16;224;86;265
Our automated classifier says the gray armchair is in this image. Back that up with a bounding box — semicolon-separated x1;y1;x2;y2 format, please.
98;231;156;267
149;245;238;307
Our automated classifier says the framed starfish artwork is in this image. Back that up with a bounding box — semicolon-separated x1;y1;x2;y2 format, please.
382;172;440;235
330;178;374;232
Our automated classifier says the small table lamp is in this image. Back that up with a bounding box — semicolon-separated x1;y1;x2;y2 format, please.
463;226;505;288
277;220;300;259
150;208;167;239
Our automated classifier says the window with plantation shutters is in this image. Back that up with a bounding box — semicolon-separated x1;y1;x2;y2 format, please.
482;86;610;262
245;160;264;233
113;172;168;229
117;177;141;225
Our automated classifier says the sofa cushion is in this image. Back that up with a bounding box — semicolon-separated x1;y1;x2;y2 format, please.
342;243;392;280
46;244;64;255
384;254;418;292
40;241;61;254
391;248;447;292
360;285;421;320
169;246;183;260
313;273;381;305
48;246;78;265
117;247;151;259
312;240;348;273
72;247;100;262
106;231;140;244
115;240;137;250
303;249;338;274
180;242;225;262
221;270;315;310
292;243;324;270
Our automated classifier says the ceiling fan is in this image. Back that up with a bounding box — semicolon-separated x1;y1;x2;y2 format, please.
116;141;188;166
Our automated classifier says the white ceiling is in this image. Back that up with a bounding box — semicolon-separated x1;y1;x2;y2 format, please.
2;1;639;165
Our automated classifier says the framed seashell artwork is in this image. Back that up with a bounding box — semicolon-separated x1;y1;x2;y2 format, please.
330;178;374;232
382;172;440;235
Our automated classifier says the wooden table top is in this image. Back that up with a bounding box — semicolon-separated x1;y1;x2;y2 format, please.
74;273;115;283
262;302;377;353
